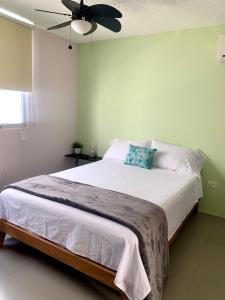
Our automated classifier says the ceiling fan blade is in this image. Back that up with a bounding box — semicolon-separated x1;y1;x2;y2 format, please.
62;0;80;12
83;21;97;36
35;9;71;16
90;4;122;18
92;17;121;33
47;21;72;30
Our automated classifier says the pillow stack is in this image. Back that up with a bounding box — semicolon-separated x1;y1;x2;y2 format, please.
103;138;207;176
151;140;207;178
103;138;151;161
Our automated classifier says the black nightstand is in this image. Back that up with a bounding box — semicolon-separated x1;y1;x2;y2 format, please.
65;153;102;167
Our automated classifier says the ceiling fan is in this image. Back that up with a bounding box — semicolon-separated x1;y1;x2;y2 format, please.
35;0;122;36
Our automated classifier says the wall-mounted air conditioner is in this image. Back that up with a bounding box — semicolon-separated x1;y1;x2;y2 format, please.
217;34;225;62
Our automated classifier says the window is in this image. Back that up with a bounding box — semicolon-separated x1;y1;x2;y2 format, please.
0;89;28;128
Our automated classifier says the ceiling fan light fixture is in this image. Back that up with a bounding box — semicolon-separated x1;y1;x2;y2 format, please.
71;19;92;34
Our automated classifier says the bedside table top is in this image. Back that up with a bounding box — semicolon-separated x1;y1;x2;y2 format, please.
65;153;102;162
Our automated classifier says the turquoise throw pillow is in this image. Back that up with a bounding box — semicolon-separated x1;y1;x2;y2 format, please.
124;145;157;169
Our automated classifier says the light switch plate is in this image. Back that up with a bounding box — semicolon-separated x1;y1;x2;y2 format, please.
20;130;26;141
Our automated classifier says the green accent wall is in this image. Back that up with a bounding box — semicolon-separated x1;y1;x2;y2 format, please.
78;25;225;218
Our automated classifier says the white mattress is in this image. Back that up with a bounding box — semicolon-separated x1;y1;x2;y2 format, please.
0;159;203;300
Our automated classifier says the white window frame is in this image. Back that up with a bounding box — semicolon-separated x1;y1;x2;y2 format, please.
0;90;29;129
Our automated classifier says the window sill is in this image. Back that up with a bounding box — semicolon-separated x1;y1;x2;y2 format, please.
0;124;27;130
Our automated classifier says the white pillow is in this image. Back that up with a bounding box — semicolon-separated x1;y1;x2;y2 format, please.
151;140;207;178
103;138;151;161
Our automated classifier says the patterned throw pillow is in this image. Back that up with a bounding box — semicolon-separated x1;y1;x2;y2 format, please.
124;145;157;169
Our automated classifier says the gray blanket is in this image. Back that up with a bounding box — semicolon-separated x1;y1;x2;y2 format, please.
5;175;169;300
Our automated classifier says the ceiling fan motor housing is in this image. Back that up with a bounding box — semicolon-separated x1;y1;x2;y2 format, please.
72;6;91;22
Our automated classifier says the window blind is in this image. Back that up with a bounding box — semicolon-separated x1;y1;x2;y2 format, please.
0;17;32;92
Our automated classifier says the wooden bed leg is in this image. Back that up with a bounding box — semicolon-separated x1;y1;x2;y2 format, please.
121;292;129;300
0;231;6;248
194;203;199;214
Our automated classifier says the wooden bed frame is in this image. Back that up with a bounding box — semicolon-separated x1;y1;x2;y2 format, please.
0;203;198;300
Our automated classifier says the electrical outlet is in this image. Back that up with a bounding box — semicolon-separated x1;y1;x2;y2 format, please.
207;181;218;189
20;130;27;141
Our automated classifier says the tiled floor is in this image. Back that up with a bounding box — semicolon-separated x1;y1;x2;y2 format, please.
0;213;225;300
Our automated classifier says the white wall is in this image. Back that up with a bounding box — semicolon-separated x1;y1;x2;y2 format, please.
0;28;78;188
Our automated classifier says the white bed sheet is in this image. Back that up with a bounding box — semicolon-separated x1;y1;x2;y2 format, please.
0;159;203;300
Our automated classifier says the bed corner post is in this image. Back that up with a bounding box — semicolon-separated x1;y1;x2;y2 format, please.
121;292;129;300
194;203;199;214
0;231;6;248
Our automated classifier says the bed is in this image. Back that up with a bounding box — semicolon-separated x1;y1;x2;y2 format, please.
0;158;202;300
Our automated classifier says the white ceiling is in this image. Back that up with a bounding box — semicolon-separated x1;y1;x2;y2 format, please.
1;0;225;43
